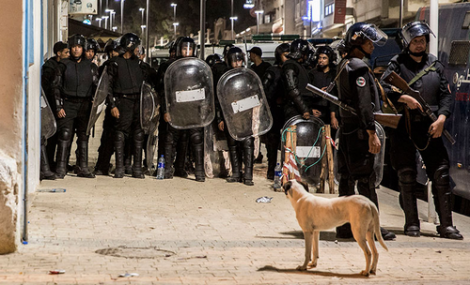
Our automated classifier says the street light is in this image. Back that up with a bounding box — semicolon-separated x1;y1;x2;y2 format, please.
173;22;179;39
112;26;118;32
95;18;102;28
111;11;116;29
230;16;238;40
171;3;177;39
119;0;125;33
139;8;145;25
102;15;109;29
255;10;264;34
141;25;146;37
105;9;114;29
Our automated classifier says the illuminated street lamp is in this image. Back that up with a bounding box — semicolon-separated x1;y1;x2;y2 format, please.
255;10;264;34
105;9;114;29
230;16;238;40
141;25;146;36
171;3;177;38
102;15;109;29
112;26;118;32
95;18;102;28
139;8;145;25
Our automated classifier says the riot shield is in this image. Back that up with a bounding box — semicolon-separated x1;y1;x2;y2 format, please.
281;115;325;186
164;57;215;129
217;68;273;141
86;66;109;135
140;81;160;170
333;121;385;187
204;120;232;178
41;89;57;139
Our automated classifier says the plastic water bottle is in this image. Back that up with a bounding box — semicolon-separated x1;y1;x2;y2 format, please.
156;155;165;180
273;163;282;189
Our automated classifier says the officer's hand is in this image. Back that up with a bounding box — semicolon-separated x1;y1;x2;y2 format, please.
429;115;446;138
312;109;322;118
111;107;120;119
321;87;327;91
57;109;66;118
164;113;171;122
399;95;423;112
367;130;381;154
218;121;224;131
331;117;339;129
302;112;310;120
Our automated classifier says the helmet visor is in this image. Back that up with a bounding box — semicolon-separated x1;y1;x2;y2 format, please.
359;24;388;46
179;42;196;57
401;22;434;46
228;52;245;67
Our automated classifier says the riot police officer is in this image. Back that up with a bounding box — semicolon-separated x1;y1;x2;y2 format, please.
41;41;69;180
307;45;339;129
381;21;463;240
107;33;148;179
161;37;205;182
85;38;99;61
217;47;255;186
53;34;97;179
262;43;289;179
281;39;311;122
335;23;395;240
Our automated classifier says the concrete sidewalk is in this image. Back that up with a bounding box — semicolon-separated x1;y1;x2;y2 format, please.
1;167;469;284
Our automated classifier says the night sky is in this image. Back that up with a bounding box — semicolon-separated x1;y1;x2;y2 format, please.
100;0;256;41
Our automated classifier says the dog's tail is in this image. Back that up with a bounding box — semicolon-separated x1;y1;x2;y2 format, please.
373;207;389;251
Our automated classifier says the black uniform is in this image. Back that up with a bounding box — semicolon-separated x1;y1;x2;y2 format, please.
54;58;98;178
262;64;285;179
107;55;148;178
381;53;461;239
308;67;339;125
281;59;310;121
250;61;271;80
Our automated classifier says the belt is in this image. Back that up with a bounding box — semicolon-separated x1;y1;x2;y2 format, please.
115;93;139;98
63;96;91;103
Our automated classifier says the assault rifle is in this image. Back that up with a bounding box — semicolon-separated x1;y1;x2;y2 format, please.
306;83;402;129
383;71;455;145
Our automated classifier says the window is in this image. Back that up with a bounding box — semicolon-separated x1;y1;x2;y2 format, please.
325;3;334;17
463;11;470;29
449;40;470;65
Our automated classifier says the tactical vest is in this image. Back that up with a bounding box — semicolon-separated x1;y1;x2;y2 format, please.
113;56;144;94
61;58;94;98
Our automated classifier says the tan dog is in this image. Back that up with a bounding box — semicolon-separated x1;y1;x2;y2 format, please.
283;180;388;276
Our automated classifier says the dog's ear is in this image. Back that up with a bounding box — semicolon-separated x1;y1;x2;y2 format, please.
298;181;309;192
283;181;292;195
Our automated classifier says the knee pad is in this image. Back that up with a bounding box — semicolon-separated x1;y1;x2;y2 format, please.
115;131;125;142
59;128;72;141
397;167;417;185
190;132;203;145
242;137;254;149
133;130;144;143
434;165;450;186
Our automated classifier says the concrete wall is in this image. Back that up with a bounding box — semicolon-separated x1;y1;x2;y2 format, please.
0;0;23;254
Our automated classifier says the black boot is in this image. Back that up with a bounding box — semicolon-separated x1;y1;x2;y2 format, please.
174;132;189;178
242;138;254;186
336;223;353;239
76;138;95;178
433;183;463;240
132;131;145;179
55;129;72;179
397;168;420;236
114;131;125;178
190;130;205;182
124;138;133;175
40;138;57;180
266;139;278;180
227;141;241;183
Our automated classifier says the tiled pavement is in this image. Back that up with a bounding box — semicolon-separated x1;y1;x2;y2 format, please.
1;168;470;285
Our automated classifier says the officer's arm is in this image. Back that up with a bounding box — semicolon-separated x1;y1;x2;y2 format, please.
282;65;310;116
106;61;118;109
262;69;275;101
91;63;99;95
53;63;65;113
436;61;452;118
353;69;376;131
41;64;55;92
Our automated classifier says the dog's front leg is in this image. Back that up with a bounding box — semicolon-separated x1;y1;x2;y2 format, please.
308;231;320;268
297;231;312;271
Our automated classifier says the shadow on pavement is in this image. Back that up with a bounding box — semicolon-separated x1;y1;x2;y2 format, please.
257;265;367;278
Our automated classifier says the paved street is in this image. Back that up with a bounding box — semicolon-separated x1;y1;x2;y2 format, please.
1;162;470;284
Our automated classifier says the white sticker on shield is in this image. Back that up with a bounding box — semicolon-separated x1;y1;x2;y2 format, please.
41;96;48;108
231;95;261;114
96;102;106;114
295;146;321;158
176;88;206;102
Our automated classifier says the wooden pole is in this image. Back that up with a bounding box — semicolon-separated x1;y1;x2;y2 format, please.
319;126;327;193
290;125;297;180
282;126;292;184
325;125;335;194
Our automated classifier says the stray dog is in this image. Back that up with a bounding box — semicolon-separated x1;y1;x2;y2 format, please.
284;180;388;276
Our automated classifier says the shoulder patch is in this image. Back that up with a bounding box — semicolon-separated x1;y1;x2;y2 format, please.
356;77;366;87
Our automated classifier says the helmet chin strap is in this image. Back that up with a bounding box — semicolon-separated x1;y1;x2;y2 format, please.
409;50;426;57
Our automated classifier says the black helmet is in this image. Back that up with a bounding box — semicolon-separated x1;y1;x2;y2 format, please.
68;34;86;48
223;44;234;58
53;41;69;55
344;22;387;53
168;40;177;56
274;43;290;65
86;38;99;53
400;21;435;49
176;37;197;58
104;39;119;56
226;47;245;67
287;39;309;60
315;46;337;64
120;33;141;52
205;54;222;67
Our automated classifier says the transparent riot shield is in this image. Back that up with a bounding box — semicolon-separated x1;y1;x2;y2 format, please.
333;121;385;187
164;57;215;129
86;66;109;135
41;89;57;139
217;68;273;141
204;120;231;179
281;115;325;186
140;81;160;170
